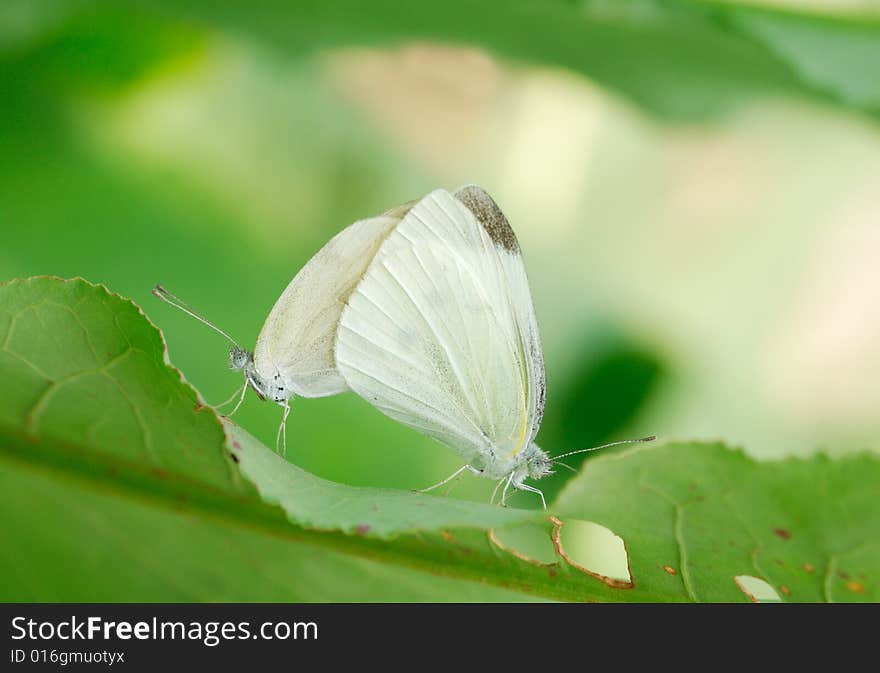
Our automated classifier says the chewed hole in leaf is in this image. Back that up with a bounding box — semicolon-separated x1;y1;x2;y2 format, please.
489;522;557;566
734;575;783;603
550;516;633;588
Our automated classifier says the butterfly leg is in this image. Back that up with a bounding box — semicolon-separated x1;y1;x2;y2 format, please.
275;401;291;455
416;465;482;494
499;472;515;507
489;477;507;505
213;381;246;412
514;482;547;510
225;376;250;418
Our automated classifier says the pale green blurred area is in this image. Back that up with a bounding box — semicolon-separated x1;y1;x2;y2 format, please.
2;3;879;514
714;0;880;15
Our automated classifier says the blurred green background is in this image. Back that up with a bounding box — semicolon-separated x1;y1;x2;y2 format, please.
3;0;880;510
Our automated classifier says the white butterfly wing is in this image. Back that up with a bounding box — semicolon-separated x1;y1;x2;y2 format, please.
335;186;545;465
254;210;407;397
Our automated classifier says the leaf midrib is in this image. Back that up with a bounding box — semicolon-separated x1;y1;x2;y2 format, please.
0;425;628;603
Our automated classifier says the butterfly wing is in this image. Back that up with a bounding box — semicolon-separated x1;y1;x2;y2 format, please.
254;210;407;397
335;186;545;466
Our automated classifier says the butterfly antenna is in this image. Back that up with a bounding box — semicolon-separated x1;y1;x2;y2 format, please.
550;461;579;474
152;285;242;349
553;435;656;461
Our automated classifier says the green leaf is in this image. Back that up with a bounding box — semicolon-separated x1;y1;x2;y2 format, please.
229;423;537;537
0;277;572;601
103;0;880;119
2;277;877;602
726;4;880;109
554;442;880;602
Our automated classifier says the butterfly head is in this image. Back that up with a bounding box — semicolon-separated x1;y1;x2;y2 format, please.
227;346;263;399
228;345;252;371
229;348;291;406
524;443;553;480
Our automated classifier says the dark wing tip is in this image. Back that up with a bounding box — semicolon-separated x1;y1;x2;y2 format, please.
453;184;520;253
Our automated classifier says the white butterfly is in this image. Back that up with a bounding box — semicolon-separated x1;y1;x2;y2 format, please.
335;186;651;508
156;185;653;505
154;200;414;451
